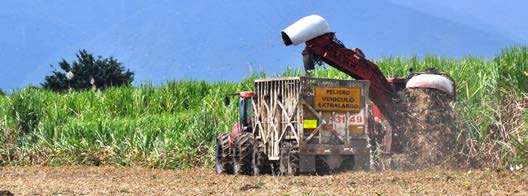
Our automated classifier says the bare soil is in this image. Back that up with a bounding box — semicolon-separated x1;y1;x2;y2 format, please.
0;166;526;195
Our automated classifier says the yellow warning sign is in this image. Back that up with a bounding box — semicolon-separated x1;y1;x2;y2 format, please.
303;119;317;129
315;87;361;111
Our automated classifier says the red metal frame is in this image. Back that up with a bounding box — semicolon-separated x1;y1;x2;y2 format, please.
303;33;401;124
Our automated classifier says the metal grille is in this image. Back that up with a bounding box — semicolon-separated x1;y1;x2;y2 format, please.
253;77;301;160
253;77;370;159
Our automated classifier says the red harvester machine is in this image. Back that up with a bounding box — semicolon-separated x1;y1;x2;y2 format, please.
216;15;455;175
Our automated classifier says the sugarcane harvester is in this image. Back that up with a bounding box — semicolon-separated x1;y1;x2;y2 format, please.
282;15;455;154
216;15;455;175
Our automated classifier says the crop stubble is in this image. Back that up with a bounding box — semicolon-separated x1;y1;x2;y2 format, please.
0;166;526;195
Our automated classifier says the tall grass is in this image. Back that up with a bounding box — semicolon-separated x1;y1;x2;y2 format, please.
0;47;526;169
0;79;255;168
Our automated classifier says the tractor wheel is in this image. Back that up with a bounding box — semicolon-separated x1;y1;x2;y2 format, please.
215;133;233;174
279;141;299;176
340;156;355;171
315;155;330;175
252;140;270;175
233;132;254;175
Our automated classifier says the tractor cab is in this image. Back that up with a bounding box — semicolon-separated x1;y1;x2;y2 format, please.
224;91;254;134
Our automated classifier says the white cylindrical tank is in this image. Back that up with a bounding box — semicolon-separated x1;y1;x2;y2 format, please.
281;15;331;46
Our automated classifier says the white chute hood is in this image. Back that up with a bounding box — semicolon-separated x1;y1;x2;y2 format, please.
406;74;455;96
281;15;331;46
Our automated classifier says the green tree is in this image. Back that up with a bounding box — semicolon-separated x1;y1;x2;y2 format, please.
42;50;134;92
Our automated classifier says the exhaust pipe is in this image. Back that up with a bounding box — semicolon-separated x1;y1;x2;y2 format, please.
281;15;331;46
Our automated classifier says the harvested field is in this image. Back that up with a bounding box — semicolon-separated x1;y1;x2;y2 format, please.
0;166;526;195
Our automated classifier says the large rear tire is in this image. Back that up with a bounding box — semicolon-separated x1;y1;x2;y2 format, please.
252;140;270;175
233;133;254;175
216;133;233;174
279;141;299;176
340;156;355;171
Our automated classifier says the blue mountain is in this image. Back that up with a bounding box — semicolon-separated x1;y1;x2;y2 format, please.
0;1;523;91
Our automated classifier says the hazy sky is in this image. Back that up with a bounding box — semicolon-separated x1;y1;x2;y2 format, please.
1;0;527;91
